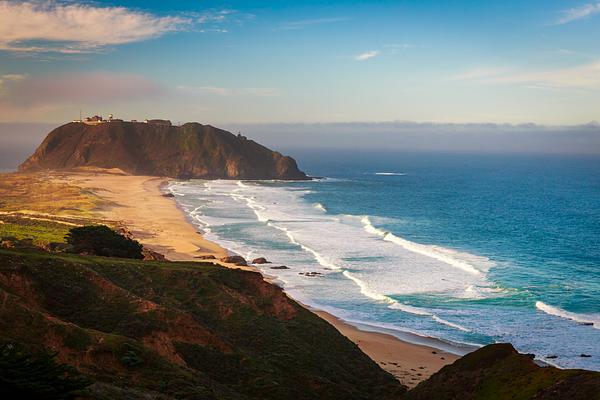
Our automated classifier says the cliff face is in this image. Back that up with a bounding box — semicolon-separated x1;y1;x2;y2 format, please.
18;122;308;180
0;249;404;399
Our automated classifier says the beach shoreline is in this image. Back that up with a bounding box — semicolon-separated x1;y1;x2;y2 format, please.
65;170;461;387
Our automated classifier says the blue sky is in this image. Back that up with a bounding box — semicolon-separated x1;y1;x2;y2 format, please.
0;0;599;124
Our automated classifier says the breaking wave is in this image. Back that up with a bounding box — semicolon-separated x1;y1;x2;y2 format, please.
535;301;600;329
361;216;492;276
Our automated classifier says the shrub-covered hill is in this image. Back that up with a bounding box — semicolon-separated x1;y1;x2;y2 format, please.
0;249;405;400
404;343;600;400
18;121;308;180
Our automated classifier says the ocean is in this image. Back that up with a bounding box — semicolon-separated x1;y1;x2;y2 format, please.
169;150;600;370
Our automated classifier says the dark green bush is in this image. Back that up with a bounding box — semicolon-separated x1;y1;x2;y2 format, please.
0;343;91;399
65;225;143;259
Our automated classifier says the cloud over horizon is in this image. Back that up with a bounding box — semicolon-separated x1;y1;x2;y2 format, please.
0;1;191;53
177;85;280;97
0;71;164;107
223;121;600;155
452;61;600;90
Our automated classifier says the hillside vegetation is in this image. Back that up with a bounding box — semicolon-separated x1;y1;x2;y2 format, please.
405;343;600;400
0;249;405;399
0;172;105;247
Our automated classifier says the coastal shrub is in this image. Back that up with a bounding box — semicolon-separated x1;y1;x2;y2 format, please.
65;225;143;259
0;342;91;399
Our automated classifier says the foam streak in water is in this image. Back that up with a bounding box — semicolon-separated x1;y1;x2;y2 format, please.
361;216;488;275
536;301;600;329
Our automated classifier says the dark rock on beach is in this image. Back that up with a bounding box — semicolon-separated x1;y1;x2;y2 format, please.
220;255;248;266
299;271;322;277
252;257;270;264
270;265;290;270
141;248;166;261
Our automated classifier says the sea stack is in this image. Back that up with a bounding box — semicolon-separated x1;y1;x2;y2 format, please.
19;120;309;180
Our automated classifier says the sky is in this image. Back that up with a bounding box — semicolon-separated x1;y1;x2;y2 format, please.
0;0;599;127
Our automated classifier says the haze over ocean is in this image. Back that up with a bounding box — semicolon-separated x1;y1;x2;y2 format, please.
170;150;600;370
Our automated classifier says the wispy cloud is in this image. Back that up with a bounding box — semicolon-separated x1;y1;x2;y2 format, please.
354;50;379;61
196;9;254;30
451;68;511;81
178;86;280;97
353;44;414;61
277;17;348;30
452;62;600;90
0;73;27;83
384;43;415;49
556;2;600;24
0;1;193;54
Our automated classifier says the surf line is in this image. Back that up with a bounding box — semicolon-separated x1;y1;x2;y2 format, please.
227;183;471;332
536;301;600;330
361;216;484;276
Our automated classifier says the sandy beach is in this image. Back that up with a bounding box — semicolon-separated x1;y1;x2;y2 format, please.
65;170;460;388
63;169;227;261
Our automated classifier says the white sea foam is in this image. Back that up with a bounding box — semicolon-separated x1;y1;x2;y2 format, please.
432;316;471;332
374;172;406;176
343;270;393;302
170;180;485;334
535;301;600;329
344;271;471;331
387;301;471;331
388;301;432;315
314;203;327;212
361;216;492;275
268;222;340;270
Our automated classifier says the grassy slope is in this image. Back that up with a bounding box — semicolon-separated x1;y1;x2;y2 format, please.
0;249;405;400
404;343;600;400
0;172;100;216
0;172;107;246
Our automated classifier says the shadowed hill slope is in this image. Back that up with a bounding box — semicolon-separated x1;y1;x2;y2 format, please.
18;121;308;180
0;249;404;400
404;343;600;400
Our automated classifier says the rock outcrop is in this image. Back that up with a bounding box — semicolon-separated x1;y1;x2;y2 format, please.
19;121;309;180
220;255;247;266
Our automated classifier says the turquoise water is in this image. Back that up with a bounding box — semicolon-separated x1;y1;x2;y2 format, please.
170;151;600;370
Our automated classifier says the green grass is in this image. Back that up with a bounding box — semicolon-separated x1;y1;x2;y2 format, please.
0;172;108;246
0;217;71;245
